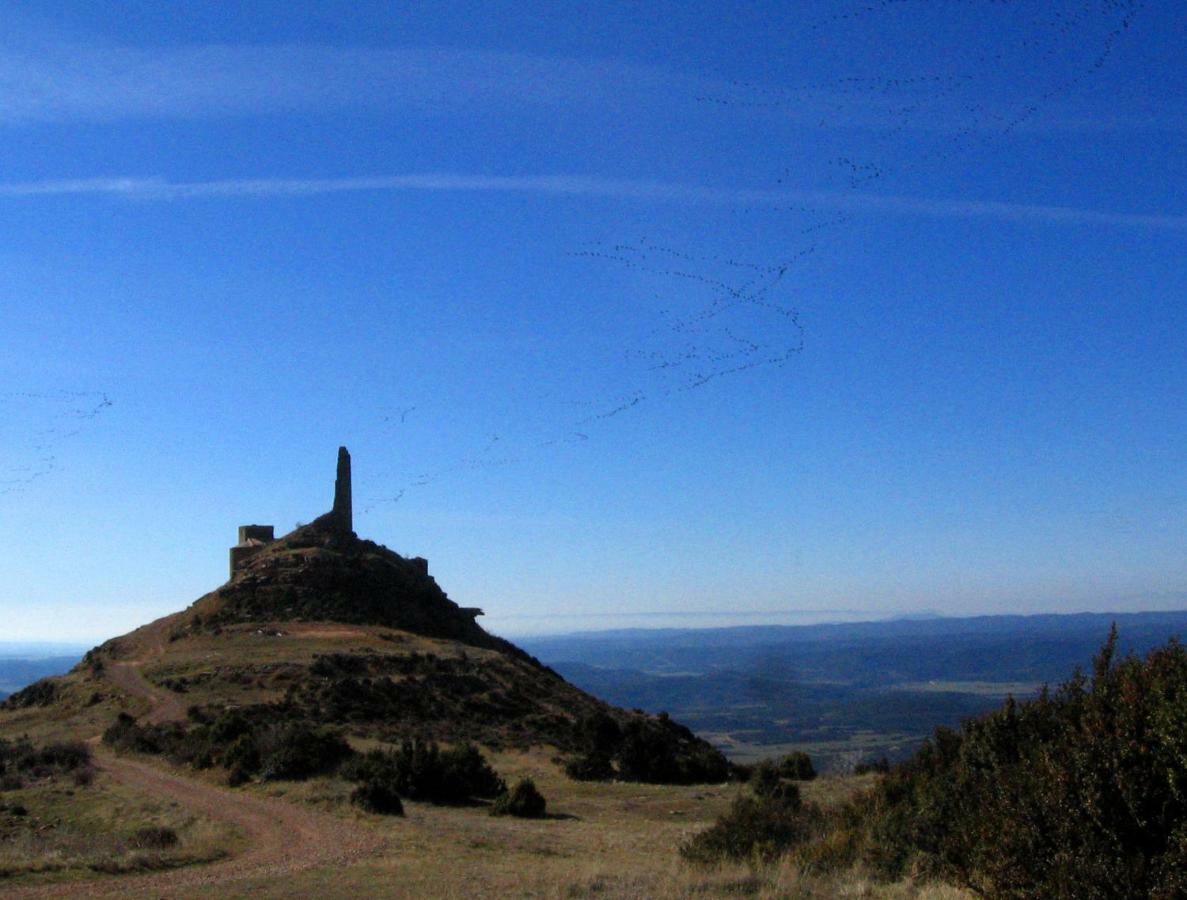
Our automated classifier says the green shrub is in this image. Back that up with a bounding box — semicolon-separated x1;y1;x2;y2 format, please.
615;717;730;785
851;629;1187;897
568;711;729;785
0;737;93;787
102;713;163;754
1;678;59;709
342;740;504;805
680;792;818;865
351;780;405;816
440;742;505;799
776;751;816;781
564;751;615;781
749;760;802;805
490;778;547;818
255;724;352;781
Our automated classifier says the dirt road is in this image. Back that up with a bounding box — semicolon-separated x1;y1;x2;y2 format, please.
102;613;187;725
7;749;383;899
7;616;384;898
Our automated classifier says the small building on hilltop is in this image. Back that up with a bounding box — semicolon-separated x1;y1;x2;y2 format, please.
229;524;274;577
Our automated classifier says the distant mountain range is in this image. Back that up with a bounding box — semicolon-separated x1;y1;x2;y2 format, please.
0;655;86;698
518;610;1187;767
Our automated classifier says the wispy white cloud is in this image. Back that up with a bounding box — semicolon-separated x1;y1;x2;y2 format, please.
1;40;1173;133
0;172;1183;231
0;44;708;124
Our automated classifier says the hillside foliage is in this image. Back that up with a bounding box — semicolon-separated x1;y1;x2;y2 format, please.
854;628;1187;897
683;629;1187;898
565;711;730;785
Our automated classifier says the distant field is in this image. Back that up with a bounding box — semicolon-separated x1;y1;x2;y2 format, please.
889;681;1042;697
521;610;1187;770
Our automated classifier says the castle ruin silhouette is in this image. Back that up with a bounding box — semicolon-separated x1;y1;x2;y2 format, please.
228;445;355;576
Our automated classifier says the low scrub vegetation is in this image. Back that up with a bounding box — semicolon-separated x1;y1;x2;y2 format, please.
349;780;404;816
852;629;1187;897
490;778;547;818
102;710;351;785
0;736;92;789
681;780;821;865
566;711;730;785
0;678;59;710
102;702;517;816
341;738;504;805
683;629;1187;898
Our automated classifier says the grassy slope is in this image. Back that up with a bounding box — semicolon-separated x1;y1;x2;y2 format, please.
1;620;972;896
0;761;241;885
0;507;978;895
171;751;967;899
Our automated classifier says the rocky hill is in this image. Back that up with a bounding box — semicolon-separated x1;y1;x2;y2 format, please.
3;453;729;784
184;514;521;658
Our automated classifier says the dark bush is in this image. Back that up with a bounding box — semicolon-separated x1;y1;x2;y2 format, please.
576;712;621;755
564;751;615;781
438;742;505;800
729;762;755;782
1;678;59;709
491;778;547;818
351;780;405;816
850;629;1187;897
221;733;261;785
342;740;503;805
26;741;91;775
255;724;352;781
776;751;816;781
680;791;818;865
208;710;252;744
615;717;730;785
311;653;371;678
749;760;803;805
567;711;728;785
102;713;173;756
854;756;890;775
0;737;93;787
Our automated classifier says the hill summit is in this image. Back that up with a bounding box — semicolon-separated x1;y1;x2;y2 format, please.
5;448;730;784
186;446;512;655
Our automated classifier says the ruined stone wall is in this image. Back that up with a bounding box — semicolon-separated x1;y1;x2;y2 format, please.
238;525;275;544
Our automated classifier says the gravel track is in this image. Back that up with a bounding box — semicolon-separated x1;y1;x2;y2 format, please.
7;617;384;898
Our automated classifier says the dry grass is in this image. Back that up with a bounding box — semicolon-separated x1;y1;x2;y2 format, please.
2;620;970;897
0;728;966;897
216;748;968;899
0;766;241;885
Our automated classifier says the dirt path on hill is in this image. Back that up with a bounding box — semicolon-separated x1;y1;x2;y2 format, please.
5;617;385;898
102;612;186;724
7;749;383;899
105;659;187;725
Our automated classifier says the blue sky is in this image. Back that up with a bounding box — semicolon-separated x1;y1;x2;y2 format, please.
1;1;1184;642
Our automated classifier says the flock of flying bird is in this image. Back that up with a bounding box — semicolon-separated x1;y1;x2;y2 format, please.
361;0;1146;513
0;392;112;496
2;1;1148;513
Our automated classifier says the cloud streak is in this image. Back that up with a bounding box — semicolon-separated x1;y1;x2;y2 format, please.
0;40;1173;133
0;172;1183;232
0;44;709;125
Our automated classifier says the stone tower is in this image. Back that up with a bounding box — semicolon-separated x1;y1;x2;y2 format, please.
333;445;352;533
229;524;274;576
